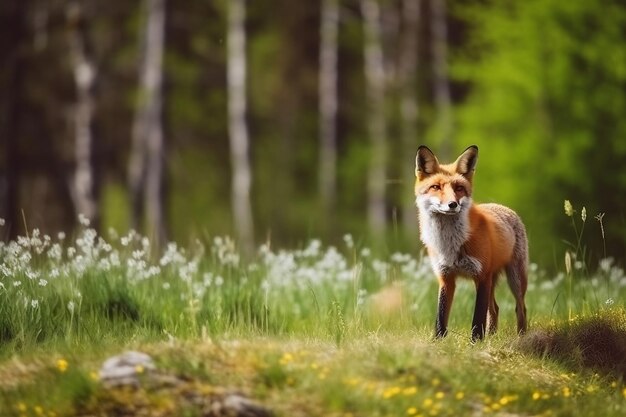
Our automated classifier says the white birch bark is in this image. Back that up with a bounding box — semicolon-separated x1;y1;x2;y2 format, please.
399;0;420;236
430;0;452;157
66;1;99;227
319;0;339;232
360;0;387;237
129;0;167;246
227;0;255;254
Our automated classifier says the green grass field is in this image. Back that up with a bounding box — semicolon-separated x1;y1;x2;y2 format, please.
1;219;625;416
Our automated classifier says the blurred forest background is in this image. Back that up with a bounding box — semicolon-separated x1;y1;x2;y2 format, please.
1;0;625;267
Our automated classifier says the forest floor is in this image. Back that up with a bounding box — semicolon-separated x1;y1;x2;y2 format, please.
2;311;626;417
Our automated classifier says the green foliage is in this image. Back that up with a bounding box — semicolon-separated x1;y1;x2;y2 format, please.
452;0;626;265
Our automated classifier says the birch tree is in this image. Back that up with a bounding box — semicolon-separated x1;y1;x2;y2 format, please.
66;1;99;228
128;0;167;247
319;0;339;234
360;0;387;237
430;0;452;158
399;0;420;236
227;0;255;255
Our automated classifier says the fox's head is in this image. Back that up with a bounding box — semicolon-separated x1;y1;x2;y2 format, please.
414;145;478;216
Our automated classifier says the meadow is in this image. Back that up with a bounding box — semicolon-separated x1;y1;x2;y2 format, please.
0;210;625;417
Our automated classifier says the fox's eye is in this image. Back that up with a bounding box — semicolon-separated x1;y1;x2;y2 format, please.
454;185;465;192
430;184;441;191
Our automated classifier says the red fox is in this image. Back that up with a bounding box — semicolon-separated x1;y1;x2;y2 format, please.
414;145;528;341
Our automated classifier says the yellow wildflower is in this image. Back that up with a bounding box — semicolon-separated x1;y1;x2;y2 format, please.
499;394;517;405
403;386;418;396
434;391;444;399
423;398;433;407
532;391;541;400
279;352;294;365
17;403;27;412
382;386;401;399
56;358;69;373
34;406;44;416
562;387;571;398
135;365;145;374
455;392;465;400
344;377;360;386
407;407;418;415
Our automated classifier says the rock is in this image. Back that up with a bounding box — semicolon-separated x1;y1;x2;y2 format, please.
216;392;273;417
95;351;273;416
99;350;156;387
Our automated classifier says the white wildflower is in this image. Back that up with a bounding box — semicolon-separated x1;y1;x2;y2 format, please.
26;269;39;280
78;213;90;227
38;279;48;287
343;234;354;249
31;299;39;309
599;257;613;273
67;301;75;313
0;218;5;226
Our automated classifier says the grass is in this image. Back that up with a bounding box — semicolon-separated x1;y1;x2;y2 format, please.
0;213;625;416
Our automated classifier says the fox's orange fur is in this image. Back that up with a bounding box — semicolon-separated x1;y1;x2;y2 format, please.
414;145;528;341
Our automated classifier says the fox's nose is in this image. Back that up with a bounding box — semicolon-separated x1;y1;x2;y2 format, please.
448;201;458;209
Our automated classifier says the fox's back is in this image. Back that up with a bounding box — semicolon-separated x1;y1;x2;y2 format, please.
478;203;525;238
476;203;528;266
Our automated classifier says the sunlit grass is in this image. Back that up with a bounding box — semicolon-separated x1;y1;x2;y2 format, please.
0;211;625;416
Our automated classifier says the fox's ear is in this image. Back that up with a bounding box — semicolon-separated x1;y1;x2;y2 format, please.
455;145;478;179
415;146;439;179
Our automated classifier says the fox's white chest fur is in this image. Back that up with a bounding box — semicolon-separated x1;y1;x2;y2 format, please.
418;208;482;278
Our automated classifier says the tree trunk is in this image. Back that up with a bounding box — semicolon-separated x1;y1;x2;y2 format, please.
319;0;339;236
430;0;452;158
1;0;28;239
129;0;167;247
66;1;100;229
360;0;387;238
399;0;420;238
227;0;255;255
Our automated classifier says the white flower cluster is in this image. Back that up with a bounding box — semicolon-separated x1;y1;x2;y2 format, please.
1;220;624;316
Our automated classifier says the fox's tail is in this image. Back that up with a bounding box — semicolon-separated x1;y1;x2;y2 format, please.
505;215;528;334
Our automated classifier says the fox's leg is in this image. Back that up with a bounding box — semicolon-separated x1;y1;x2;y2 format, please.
471;278;491;342
486;276;499;335
505;263;528;334
435;276;456;338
